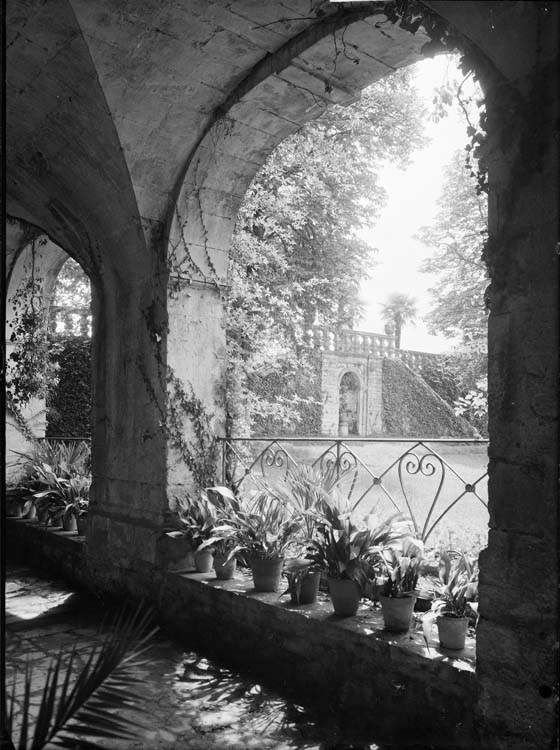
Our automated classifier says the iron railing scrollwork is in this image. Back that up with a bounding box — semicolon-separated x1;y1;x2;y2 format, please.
218;437;488;543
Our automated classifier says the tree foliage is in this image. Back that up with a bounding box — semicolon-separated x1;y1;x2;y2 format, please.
227;68;426;434
51;258;92;336
417;149;488;345
416;149;489;435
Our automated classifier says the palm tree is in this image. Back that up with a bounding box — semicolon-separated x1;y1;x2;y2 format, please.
380;293;417;349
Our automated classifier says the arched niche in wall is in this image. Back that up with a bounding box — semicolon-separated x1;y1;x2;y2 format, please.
338;371;361;437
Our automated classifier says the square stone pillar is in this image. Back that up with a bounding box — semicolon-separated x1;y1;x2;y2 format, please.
475;45;559;748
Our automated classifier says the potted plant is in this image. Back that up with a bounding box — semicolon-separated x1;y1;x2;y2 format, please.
206;490;300;592
204;486;242;580
32;469;90;533
5;486;34;518
274;465;339;605
164;493;219;572
281;557;322;605
377;537;424;633
306;494;408;617
422;550;478;650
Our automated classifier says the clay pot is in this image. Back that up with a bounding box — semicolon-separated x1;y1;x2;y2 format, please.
23;501;37;521
214;553;237;580
62;515;78;533
250;557;284;592
194;548;214;573
437;616;469;650
6;500;23;518
328;577;361;617
379;594;417;633
289;570;321;605
76;515;88;535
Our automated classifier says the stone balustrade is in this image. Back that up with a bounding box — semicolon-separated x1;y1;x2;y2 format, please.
307;326;440;371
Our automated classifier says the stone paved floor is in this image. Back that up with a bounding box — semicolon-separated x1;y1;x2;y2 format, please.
5;563;388;750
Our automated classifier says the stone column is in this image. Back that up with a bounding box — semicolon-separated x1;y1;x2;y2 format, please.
475;41;559;748
86;235;169;593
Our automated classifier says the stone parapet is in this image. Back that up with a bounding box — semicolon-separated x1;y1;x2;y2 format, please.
6;517;476;747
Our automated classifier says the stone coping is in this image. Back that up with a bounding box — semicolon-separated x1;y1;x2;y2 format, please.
5;517;476;671
171;566;476;672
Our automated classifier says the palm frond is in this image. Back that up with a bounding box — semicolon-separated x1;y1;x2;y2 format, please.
4;602;158;750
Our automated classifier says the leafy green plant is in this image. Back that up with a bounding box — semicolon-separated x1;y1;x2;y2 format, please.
4;602;158;750
273;464;340;546
28;462;90;526
165;492;219;551
7;253;61;409
204;490;300;563
420;549;479;649
280;557;321;604
306;493;409;595
378;537;424;598
424;550;479;618
11;440;91;488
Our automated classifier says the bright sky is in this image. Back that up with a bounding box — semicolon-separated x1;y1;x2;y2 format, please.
358;54;473;353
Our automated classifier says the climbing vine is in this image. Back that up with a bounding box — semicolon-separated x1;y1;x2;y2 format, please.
165;368;219;490
6;241;61;408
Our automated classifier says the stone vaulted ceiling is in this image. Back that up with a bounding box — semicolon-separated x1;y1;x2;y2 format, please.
7;1;430;266
7;1;549;273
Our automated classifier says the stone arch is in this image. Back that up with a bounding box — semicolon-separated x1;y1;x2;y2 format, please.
162;10;558;746
164;12;433;488
5;231;71;462
6;4;559;746
5;226;94;474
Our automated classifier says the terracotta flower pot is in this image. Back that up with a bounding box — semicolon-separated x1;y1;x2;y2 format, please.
290;570;321;605
76;515;88;535
214;553;237;580
62;515;78;533
24;502;37;521
250;557;284;592
379;594;416;633
328;577;361;617
437;616;469;650
6;500;23;518
194;548;214;573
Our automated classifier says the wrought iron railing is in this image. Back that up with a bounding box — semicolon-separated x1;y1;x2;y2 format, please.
218;437;489;544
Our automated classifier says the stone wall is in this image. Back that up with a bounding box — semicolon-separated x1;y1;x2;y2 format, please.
320;352;383;436
6;517;477;748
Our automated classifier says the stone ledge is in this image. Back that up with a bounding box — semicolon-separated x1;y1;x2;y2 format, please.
160;568;476;745
6;517;477;746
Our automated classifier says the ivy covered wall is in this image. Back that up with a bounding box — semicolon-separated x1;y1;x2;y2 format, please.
248;360;322;437
382;358;478;438
46;337;91;438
